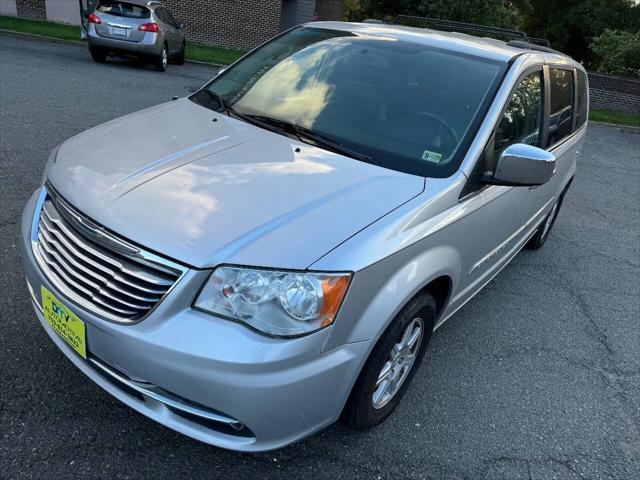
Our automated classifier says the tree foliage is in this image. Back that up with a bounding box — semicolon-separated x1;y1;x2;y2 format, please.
346;0;640;74
519;0;640;67
590;29;640;77
362;0;521;29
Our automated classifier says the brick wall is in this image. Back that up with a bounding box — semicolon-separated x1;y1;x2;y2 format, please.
163;0;283;51
588;72;640;116
316;0;344;21
16;0;46;20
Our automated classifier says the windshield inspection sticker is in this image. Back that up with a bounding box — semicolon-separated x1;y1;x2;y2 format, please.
421;150;443;163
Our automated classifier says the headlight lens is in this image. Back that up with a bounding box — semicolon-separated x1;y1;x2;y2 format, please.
194;266;351;337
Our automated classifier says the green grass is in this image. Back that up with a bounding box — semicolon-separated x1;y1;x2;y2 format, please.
185;42;244;65
589;109;640;128
0;15;82;41
0;15;245;65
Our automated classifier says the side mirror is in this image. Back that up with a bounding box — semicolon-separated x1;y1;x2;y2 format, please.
491;144;556;186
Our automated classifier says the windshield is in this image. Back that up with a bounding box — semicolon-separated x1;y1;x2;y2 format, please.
191;26;506;177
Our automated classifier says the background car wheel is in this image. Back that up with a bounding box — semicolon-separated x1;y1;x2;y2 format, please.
155;46;168;72
90;48;107;63
341;291;436;430
175;42;186;65
526;193;564;250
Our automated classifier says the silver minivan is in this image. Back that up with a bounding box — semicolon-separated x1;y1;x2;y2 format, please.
21;21;588;451
87;0;185;71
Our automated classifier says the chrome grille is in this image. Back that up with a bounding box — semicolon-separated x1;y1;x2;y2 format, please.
32;185;187;323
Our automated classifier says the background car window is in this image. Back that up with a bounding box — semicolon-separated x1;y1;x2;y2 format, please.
165;9;178;27
548;69;575;146
97;1;150;18
493;71;542;158
576;69;588;129
155;7;167;24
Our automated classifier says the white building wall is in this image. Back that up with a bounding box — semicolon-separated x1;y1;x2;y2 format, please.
0;0;17;17
45;0;81;25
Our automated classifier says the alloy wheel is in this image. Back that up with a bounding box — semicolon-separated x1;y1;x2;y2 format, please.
161;48;168;68
372;317;424;409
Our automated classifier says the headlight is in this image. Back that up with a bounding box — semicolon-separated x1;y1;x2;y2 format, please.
194;266;352;337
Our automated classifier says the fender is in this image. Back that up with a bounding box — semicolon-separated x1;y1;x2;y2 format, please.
322;243;461;353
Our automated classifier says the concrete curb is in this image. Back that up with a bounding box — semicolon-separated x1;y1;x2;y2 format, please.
590;121;640;132
0;28;224;68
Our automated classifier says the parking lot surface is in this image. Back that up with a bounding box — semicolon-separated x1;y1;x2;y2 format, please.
1;34;639;480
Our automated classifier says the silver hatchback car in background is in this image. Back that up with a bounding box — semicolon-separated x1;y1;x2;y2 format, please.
87;0;185;71
21;21;588;451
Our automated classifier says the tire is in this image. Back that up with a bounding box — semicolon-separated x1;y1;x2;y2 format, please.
341;291;436;430
175;42;186;65
526;193;564;250
155;45;168;72
90;47;107;63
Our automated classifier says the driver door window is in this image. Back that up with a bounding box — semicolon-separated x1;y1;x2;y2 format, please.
494;71;543;158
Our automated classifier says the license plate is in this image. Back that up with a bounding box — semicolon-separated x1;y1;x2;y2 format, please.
41;286;86;359
112;27;128;36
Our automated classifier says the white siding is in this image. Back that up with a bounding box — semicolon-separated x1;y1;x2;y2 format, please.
0;0;17;16
45;0;81;25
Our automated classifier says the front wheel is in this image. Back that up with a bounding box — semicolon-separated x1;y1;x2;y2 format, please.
526;194;564;250
155;45;168;72
341;291;436;430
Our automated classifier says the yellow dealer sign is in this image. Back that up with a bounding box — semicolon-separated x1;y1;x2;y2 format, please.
41;286;86;359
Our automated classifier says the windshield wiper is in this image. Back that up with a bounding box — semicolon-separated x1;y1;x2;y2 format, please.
244;115;371;161
198;92;271;131
198;89;230;114
197;95;370;161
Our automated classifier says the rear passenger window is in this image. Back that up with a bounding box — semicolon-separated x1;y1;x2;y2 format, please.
155;8;166;23
97;1;150;19
494;71;542;157
576;69;588;129
548;69;575;146
165;9;178;27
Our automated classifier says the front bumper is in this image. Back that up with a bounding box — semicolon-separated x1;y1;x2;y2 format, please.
21;189;370;451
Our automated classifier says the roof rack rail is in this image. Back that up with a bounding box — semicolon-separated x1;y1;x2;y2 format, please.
506;41;561;54
386;15;551;47
526;37;551;47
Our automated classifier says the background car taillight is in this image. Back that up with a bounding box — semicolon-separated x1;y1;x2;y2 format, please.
138;23;159;33
87;13;101;24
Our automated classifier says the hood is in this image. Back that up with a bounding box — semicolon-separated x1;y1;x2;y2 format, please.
47;99;424;269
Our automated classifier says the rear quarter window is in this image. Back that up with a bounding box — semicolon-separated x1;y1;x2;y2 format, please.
576;69;589;129
97;1;150;18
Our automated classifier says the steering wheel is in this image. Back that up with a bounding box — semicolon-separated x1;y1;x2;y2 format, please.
407;112;460;148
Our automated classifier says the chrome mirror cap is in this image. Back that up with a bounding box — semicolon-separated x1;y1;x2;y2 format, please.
493;143;556;186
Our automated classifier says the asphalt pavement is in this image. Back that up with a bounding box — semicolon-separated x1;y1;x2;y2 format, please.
1;33;639;480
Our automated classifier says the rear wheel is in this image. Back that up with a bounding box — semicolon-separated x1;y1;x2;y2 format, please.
341;291;436;430
175;42;186;65
155;45;168;72
90;47;107;63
